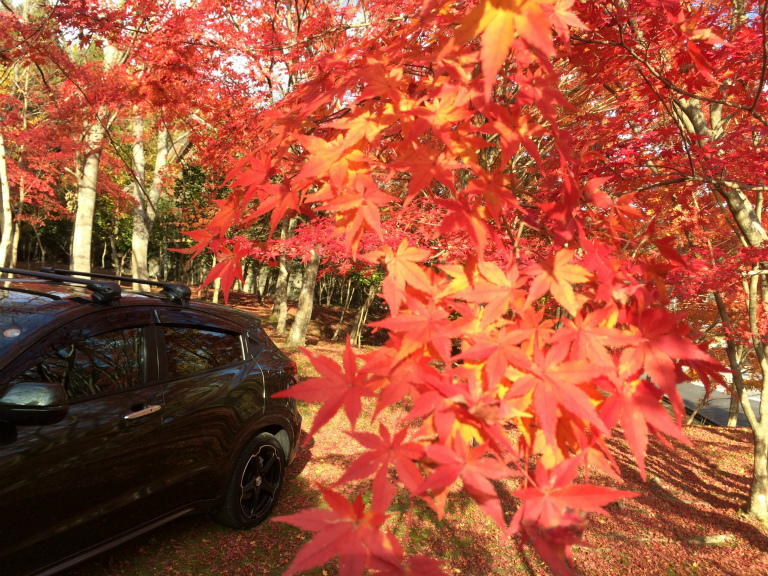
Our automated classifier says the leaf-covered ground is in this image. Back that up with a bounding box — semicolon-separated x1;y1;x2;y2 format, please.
64;295;768;576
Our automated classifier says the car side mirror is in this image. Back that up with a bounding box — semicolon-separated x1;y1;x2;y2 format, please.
0;382;69;426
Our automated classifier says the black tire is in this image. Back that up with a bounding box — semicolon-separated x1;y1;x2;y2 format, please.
215;432;286;529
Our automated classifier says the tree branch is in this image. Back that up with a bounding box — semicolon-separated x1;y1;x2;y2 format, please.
752;0;768;113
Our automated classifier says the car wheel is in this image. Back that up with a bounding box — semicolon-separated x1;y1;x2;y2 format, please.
216;432;286;528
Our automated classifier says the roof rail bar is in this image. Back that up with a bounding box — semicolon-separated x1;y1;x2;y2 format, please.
0;267;121;303
40;268;191;305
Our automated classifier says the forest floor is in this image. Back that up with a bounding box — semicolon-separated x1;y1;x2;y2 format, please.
64;293;768;576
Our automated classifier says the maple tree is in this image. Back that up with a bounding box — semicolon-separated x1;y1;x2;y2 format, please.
189;0;768;573
0;0;74;269
4;0;768;573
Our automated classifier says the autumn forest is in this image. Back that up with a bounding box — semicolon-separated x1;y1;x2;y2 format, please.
3;0;768;574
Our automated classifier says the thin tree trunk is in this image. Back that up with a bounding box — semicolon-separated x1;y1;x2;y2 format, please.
109;227;120;274
71;42;121;273
10;218;20;269
332;278;354;341
714;290;768;520
350;283;377;347
119;251;128;277
345;277;354;305
274;218;297;334
213;276;221;302
161;230;169;281
256;265;269;303
0;132;13;268
211;254;221;304
132;124;169;290
686;396;710;426
751;430;768;520
262;267;276;299
285;248;321;349
130;114;148;289
69;220;75;263
72;110;107;273
32;225;45;267
5;24;29;273
728;385;741;427
276;259;292;335
325;276;335;306
108;210;130;276
244;260;257;293
272;219;292;319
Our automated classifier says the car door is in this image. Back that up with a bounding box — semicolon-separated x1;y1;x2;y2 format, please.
149;307;264;514
0;308;166;576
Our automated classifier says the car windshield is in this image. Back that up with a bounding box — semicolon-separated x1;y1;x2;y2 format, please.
0;282;77;357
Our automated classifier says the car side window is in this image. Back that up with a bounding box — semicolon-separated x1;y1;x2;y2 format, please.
163;326;243;378
10;328;145;400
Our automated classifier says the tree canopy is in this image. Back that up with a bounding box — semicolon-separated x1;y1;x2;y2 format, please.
2;0;768;574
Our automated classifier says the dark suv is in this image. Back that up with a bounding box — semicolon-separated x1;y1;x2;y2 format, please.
0;268;302;576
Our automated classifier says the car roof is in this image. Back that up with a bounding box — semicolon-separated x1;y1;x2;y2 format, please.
0;280;262;360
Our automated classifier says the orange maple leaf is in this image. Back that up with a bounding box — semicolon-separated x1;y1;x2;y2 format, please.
363;239;433;310
456;0;556;100
524;248;592;316
295;134;365;187
372;295;457;361
273;337;375;440
453;260;526;326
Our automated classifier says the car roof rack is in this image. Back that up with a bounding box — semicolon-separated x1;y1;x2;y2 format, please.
0;267;121;303
40;268;191;305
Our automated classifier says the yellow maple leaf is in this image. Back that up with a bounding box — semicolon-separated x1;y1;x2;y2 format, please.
456;0;556;100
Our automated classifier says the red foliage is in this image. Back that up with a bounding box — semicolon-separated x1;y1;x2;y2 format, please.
185;0;767;573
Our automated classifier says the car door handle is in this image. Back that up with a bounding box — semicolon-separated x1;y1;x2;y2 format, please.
123;404;162;420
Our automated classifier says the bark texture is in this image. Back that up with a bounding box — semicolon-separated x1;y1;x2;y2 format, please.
71;45;120;273
244;261;257;293
285;248;320;349
350;283;377;347
0;133;13;268
332;278;354;341
273;218;297;335
676;85;768;519
131;124;169;289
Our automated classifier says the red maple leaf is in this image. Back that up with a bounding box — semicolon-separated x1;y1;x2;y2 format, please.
510;344;607;448
458;325;536;387
371;295;458;361
509;458;638;574
455;0;556;100
551;307;643;367
179;228;214;259
453;260;526;327
525;248;593;317
390;141;461;205
418;437;513;528
512;459;638;529
273;337;374;440
599;368;690;480
294;134;355;187
620;307;717;420
339;423;425;493
249;183;301;237
274;485;398;576
363;239;433;311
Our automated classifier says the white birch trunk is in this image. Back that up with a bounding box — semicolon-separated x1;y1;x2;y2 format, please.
131;125;169;289
71;116;106;272
71;45;120;273
131;114;148;289
0;132;14;269
285;248;320;349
